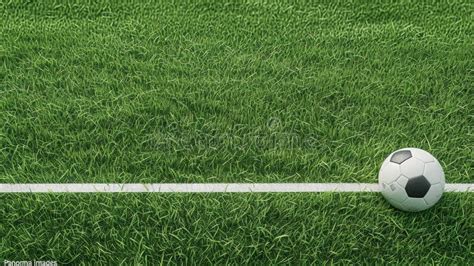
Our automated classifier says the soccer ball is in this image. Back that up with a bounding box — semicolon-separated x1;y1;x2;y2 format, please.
378;148;445;212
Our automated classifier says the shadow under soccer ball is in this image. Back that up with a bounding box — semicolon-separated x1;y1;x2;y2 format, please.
378;148;445;212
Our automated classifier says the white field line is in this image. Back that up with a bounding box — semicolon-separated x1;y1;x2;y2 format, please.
0;183;472;193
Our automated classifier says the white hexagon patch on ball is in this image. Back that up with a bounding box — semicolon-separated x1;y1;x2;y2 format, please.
378;148;445;212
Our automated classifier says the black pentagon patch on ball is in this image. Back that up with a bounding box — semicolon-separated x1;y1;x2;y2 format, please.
390;150;412;164
405;176;431;198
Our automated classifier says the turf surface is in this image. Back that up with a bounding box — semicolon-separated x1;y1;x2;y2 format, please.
1;1;473;183
1;0;473;264
1;193;473;264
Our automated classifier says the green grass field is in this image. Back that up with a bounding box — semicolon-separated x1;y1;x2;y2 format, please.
2;193;473;264
1;0;473;264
